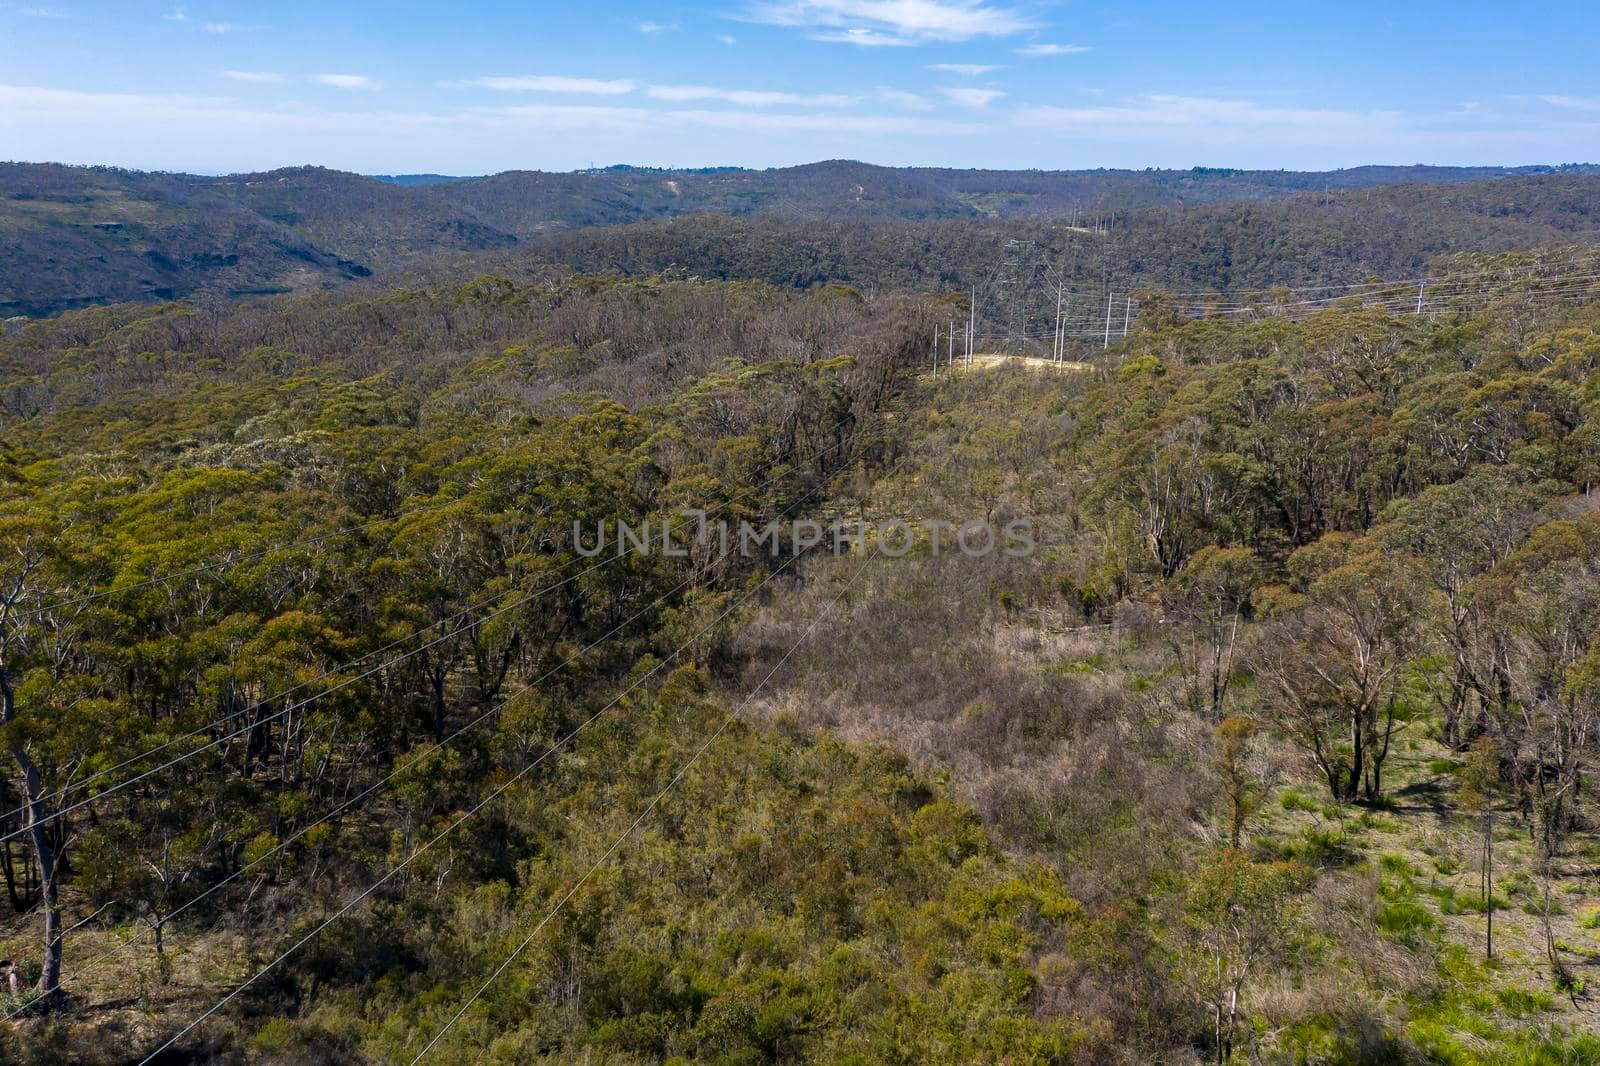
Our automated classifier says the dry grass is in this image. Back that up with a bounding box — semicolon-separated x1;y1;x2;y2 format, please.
936;352;1097;373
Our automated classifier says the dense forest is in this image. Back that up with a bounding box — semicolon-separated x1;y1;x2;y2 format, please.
398;190;1600;319
2;193;1600;1064
7;160;1600;317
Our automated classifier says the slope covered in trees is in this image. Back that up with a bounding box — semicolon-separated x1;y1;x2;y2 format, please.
2;255;1600;1063
6;160;1600;316
398;183;1600;312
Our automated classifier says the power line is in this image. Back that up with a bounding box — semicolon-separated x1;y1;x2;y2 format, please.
406;534;881;1063
131;495;853;1064
1159;271;1600;318
1167;269;1600;309
4;452;852;1022
0;412;875;840
1157;247;1600;300
0;575;539;828
0;563;587;843
20;483;540;620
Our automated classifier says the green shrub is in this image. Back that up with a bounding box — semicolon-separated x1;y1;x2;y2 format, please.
1284;829;1359;868
1279;788;1319;813
1495;986;1553;1017
1377;900;1438;942
1378;853;1415;876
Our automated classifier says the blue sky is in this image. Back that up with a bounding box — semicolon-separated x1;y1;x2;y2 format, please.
3;0;1599;174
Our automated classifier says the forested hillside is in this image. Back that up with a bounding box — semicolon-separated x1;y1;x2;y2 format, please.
7;160;1600;317
399;181;1600;311
3;244;1600;1062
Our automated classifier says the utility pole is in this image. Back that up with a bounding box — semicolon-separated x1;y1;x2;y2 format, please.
1122;295;1132;338
932;324;939;375
1416;281;1427;315
1103;290;1114;350
1053;282;1064;363
947;319;954;376
968;286;976;369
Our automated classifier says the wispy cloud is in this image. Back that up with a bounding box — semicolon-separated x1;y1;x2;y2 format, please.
1540;94;1600;111
875;87;933;110
0;83;984;141
940;86;1005;108
202;21;250;34
716;33;737;45
11;82;1593;173
746;0;1034;46
222;70;285;84
647;84;857;107
1012;95;1407;144
658;107;985;135
468;103;654;131
928;63;997;76
470;102;984;138
19;6;67;16
812;28;917;46
161;8;187;22
638;20;674;33
316;73;375;90
1015;42;1090;57
454;75;636;95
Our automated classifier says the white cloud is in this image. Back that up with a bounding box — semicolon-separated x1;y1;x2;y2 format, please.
19;6;66;16
161;8;187;21
940;86;1005;108
648;84;857;107
716;33;737;45
222;70;285;84
203;21;243;34
746;0;1033;46
316;74;375;90
468;103;655;131
0;83;983;143
811;28;916;46
638;20;673;33
1012;95;1409;145
472;102;983;138
875;87;933;110
6;82;1595;174
1540;95;1600;111
660;107;984;135
456;75;636;95
928;63;997;76
1014;43;1090;57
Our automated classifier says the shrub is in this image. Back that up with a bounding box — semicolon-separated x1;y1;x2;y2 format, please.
1377;900;1438;942
1280;788;1319;813
1495;986;1553;1017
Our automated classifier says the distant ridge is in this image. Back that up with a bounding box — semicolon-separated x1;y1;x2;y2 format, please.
4;159;1600;316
